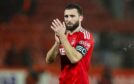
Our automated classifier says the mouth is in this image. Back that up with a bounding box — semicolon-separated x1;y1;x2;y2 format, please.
67;24;73;26
66;22;73;26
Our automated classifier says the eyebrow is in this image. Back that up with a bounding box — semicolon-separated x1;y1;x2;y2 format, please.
64;15;75;17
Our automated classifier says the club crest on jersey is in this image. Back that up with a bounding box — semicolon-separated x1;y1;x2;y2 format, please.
71;39;75;45
70;38;76;45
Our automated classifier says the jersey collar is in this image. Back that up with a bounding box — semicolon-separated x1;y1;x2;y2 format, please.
66;26;82;35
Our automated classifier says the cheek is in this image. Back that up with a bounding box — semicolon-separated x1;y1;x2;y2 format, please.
64;20;68;24
74;17;79;21
64;18;70;22
73;19;79;23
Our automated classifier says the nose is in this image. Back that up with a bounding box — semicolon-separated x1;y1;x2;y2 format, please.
67;16;72;21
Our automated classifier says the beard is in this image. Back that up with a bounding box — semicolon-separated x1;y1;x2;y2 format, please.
66;21;79;32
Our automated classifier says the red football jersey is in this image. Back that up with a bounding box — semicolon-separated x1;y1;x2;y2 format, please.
59;27;94;84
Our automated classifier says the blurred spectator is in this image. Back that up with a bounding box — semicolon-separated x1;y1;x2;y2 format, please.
4;45;18;67
4;45;33;68
99;32;113;50
98;66;113;84
0;0;23;23
19;46;33;68
122;45;134;68
26;71;39;84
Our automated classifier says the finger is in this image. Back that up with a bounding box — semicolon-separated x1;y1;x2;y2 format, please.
56;19;62;26
53;19;60;27
55;34;59;38
52;22;57;28
63;22;66;29
51;25;56;31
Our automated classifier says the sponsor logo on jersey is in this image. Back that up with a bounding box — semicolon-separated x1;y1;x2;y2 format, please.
79;40;90;50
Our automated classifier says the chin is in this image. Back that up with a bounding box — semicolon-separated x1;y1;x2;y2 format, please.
66;27;73;30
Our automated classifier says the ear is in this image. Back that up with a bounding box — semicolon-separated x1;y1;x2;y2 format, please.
79;16;83;22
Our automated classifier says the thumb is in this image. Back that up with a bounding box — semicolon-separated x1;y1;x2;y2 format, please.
63;22;66;29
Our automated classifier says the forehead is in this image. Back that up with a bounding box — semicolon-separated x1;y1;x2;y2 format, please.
64;9;79;15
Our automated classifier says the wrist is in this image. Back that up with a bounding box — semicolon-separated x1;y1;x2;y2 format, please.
55;41;60;45
59;34;67;44
57;32;65;37
59;33;66;39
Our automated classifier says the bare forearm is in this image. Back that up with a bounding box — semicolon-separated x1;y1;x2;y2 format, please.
50;18;82;63
46;42;60;63
59;34;82;63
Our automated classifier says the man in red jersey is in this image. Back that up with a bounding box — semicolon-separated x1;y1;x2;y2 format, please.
46;3;94;84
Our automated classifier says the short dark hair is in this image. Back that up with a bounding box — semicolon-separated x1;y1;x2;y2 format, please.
65;3;83;16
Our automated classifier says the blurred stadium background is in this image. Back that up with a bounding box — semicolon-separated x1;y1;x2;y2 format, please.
0;0;134;84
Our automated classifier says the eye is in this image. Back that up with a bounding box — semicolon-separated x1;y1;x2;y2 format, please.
64;15;68;18
70;15;75;17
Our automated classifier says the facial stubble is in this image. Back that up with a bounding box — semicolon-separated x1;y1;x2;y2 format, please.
66;21;79;32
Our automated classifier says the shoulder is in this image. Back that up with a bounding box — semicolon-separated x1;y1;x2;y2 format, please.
79;27;93;40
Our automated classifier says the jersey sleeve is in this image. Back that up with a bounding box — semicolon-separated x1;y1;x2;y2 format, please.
75;34;94;56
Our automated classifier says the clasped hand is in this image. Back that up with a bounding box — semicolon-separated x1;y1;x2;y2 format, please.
51;18;66;37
